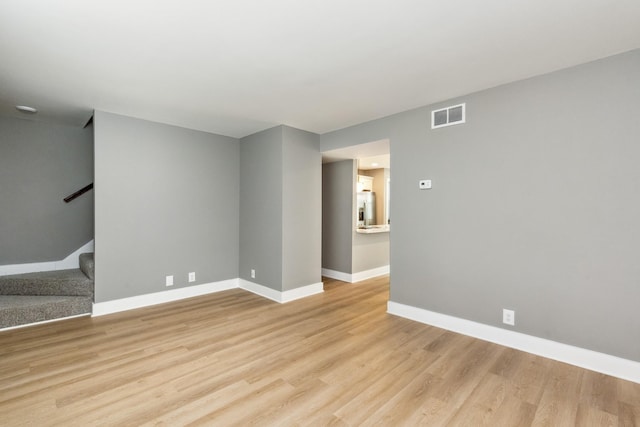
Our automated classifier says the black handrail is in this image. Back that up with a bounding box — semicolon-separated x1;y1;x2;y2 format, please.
64;183;93;203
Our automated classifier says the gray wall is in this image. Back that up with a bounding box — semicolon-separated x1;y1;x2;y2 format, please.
322;160;355;274
0;115;93;265
352;232;389;274
239;126;283;290
94;111;239;302
282;126;321;290
240;125;322;292
321;49;640;362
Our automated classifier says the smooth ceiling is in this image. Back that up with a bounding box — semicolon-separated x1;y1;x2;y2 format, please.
1;1;639;138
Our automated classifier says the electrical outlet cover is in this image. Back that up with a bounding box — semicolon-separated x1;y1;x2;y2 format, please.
503;309;515;326
419;179;432;189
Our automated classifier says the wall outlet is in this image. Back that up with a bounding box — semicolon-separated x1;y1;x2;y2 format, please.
503;309;515;326
419;179;432;189
251;269;256;279
188;272;196;282
165;275;174;287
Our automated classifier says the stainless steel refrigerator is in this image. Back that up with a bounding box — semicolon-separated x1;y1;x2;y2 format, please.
357;192;376;227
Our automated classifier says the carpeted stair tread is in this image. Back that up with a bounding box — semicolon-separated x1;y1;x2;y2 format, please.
0;295;92;329
0;269;93;297
79;252;94;280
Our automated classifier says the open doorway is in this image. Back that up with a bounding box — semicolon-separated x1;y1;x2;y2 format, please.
321;139;390;284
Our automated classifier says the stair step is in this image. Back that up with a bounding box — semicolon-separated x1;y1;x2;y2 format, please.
0;269;93;297
0;252;96;329
79;252;94;280
0;295;92;329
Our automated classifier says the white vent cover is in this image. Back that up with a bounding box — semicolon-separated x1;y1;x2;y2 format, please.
431;103;465;129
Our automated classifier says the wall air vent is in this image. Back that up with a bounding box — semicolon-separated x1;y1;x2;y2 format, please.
431;103;465;129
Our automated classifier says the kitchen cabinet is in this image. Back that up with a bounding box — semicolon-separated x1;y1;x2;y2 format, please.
357;175;373;192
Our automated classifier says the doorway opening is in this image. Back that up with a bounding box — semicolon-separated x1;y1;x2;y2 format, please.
321;139;390;284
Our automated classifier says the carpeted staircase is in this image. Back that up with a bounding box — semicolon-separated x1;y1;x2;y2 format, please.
0;253;94;329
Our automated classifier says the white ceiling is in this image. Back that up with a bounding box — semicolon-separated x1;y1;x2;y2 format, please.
1;1;639;138
358;154;390;170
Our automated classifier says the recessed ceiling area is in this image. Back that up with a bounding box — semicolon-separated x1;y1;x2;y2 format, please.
1;1;639;137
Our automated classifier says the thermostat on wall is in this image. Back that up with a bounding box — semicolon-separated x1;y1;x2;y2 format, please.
419;180;432;189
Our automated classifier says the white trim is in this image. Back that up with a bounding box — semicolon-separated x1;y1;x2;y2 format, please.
352;265;389;283
55;240;95;270
92;278;324;316
239;279;324;303
322;266;389;283
0;313;90;332
0;261;56;277
0;240;94;276
281;282;324;303
238;279;282;302
321;268;353;282
92;279;238;316
387;301;640;384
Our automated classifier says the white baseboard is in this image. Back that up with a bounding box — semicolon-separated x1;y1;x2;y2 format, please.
281;282;324;303
0;313;91;332
387;301;640;385
322;265;389;283
238;279;282;302
352;265;389;283
321;268;353;282
93;278;324;316
0;240;94;276
93;279;238;316
55;240;95;270
239;279;324;303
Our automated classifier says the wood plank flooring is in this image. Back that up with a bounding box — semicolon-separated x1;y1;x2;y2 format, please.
0;276;638;426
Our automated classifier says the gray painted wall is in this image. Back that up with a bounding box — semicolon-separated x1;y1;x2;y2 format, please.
321;49;640;361
282;126;321;290
239;126;284;290
0;115;93;265
322;160;355;274
352;232;389;274
240;125;322;292
94;111;239;302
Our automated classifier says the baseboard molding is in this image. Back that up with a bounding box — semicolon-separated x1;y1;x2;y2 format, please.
387;301;640;384
352;265;390;283
0;240;94;276
93;279;239;316
55;240;95;270
321;268;352;282
321;266;389;283
281;282;324;303
239;279;324;303
93;278;324;316
0;313;91;332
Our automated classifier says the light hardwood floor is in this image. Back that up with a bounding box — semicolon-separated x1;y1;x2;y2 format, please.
1;276;638;426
